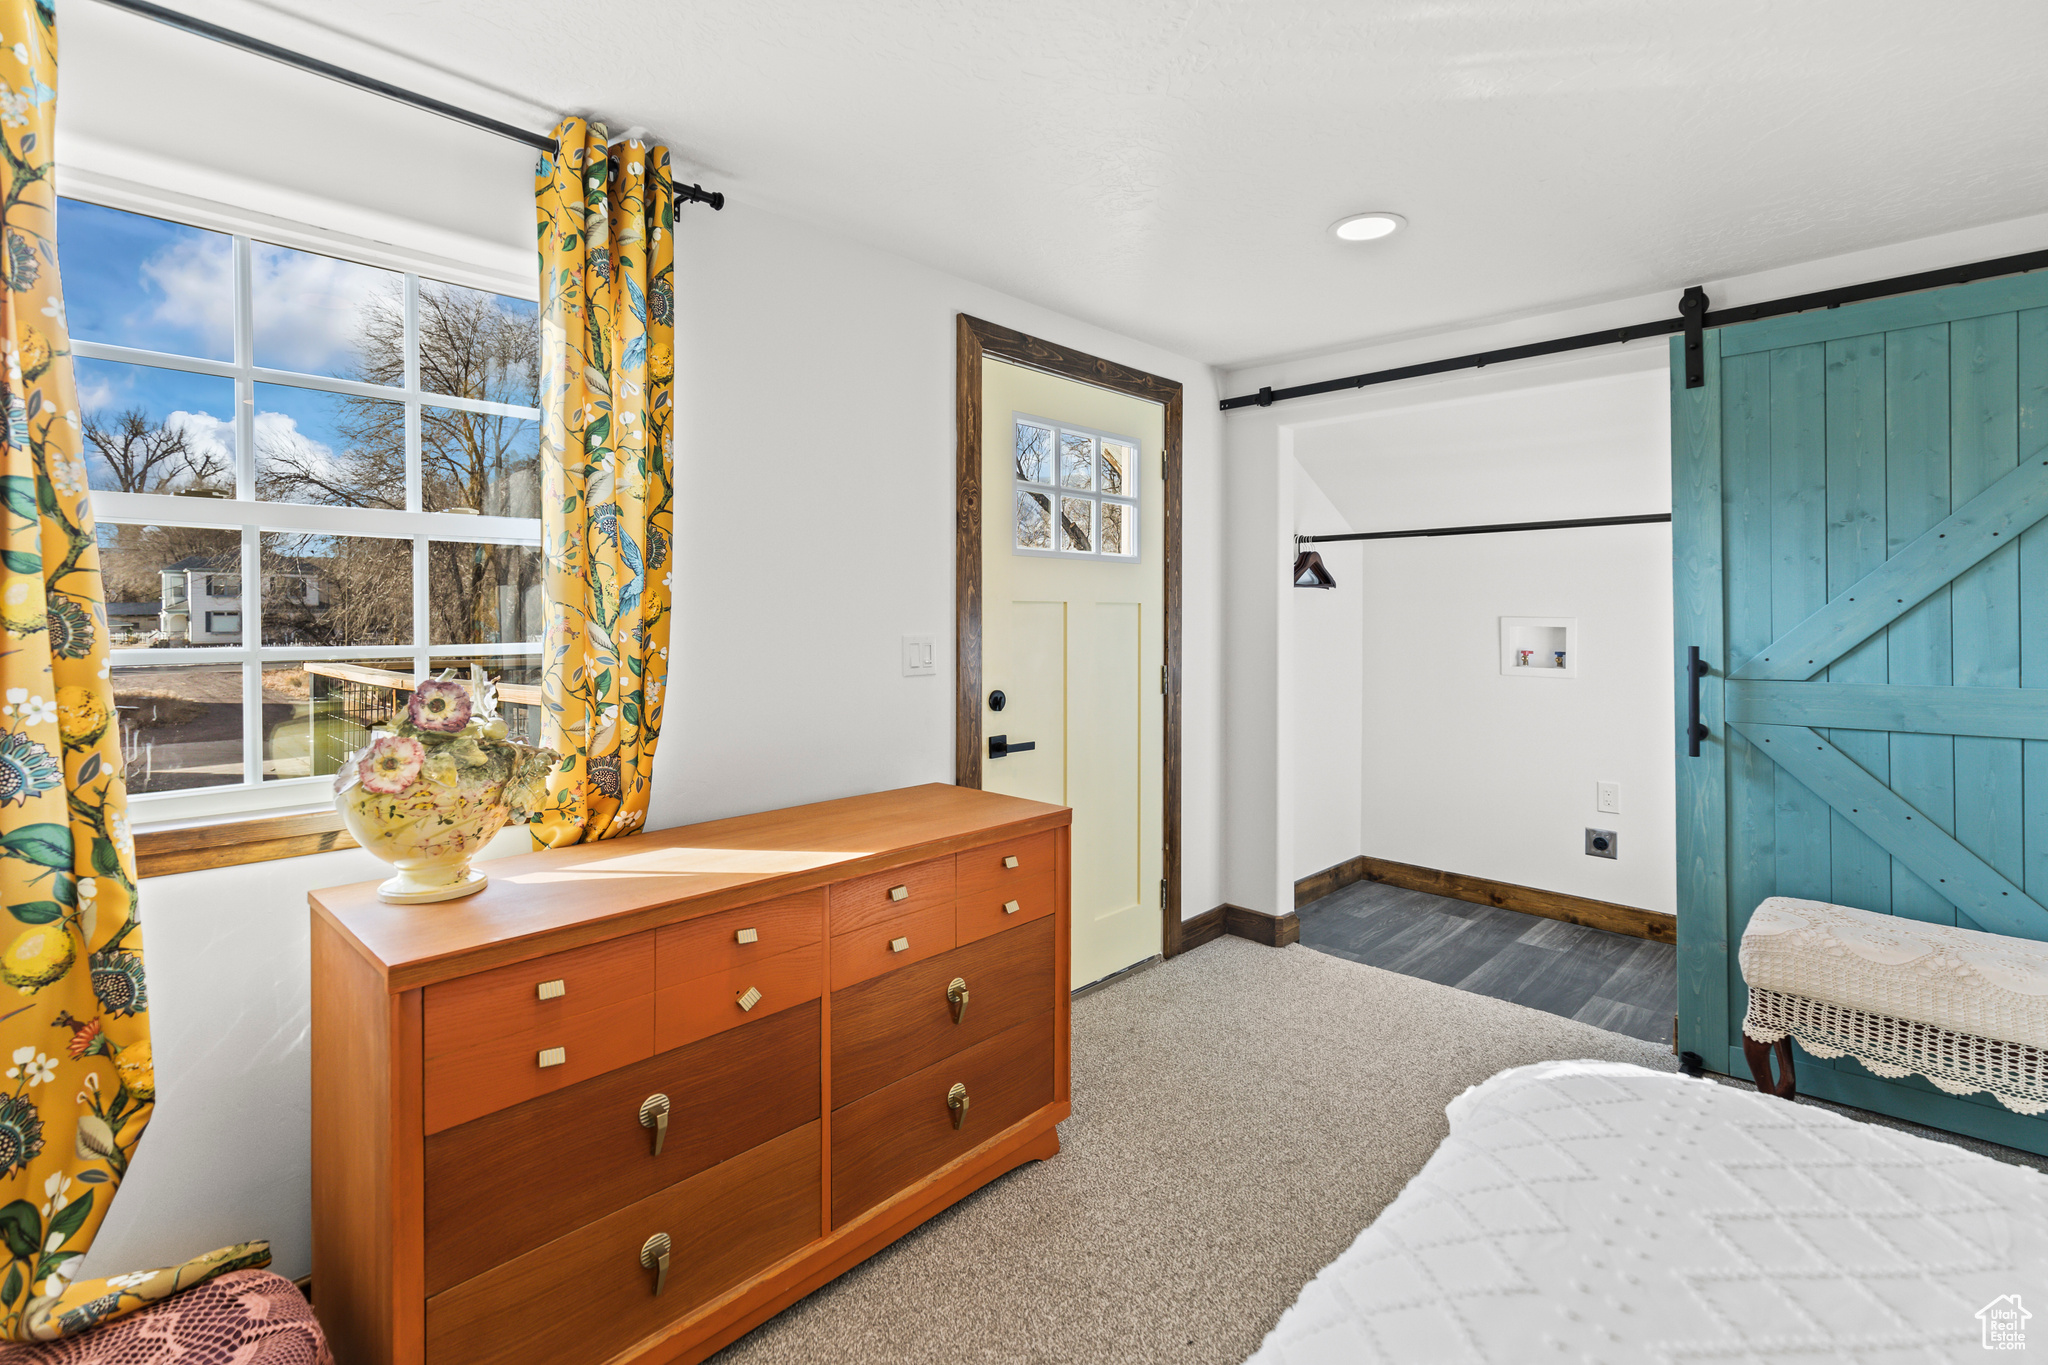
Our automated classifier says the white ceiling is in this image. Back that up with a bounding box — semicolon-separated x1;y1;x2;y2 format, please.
79;0;2048;369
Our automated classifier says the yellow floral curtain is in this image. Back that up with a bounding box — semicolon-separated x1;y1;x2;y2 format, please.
532;119;675;847
0;1;265;1341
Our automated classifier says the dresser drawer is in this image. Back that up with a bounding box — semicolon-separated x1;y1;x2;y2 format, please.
424;996;653;1134
423;931;654;1061
829;901;955;991
423;999;819;1295
655;939;822;1053
956;831;1056;900
830;1013;1052;1227
956;870;1055;944
828;855;955;936
832;915;1054;1105
426;1121;820;1365
655;889;823;985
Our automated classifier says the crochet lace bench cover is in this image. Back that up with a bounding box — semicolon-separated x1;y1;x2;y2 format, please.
1739;896;2048;1115
0;1270;329;1364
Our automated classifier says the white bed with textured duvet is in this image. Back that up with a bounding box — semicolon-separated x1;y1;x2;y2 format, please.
1246;1060;2048;1363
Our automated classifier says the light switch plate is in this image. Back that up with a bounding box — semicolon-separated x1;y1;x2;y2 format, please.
1597;781;1621;814
902;635;937;677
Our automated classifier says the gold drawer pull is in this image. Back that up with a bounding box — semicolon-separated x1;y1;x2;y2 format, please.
735;927;759;945
640;1232;672;1296
946;977;969;1025
1004;900;1020;915
737;985;763;1012
1003;856;1019;869
889;936;910;954
536;979;565;1001
889;885;909;902
537;1046;566;1069
947;1082;970;1130
639;1093;670;1156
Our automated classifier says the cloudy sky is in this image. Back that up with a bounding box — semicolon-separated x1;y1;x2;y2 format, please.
56;197;535;503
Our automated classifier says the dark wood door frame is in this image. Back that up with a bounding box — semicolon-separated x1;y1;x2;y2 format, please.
955;315;1190;957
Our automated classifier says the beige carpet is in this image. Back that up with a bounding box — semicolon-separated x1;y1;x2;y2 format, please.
710;937;1674;1364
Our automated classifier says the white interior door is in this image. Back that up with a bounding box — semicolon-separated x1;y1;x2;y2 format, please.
980;358;1164;988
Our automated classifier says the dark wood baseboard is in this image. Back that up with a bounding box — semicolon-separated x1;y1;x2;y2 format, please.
1222;904;1300;947
1295;856;1372;909
1173;905;1226;955
1173;902;1302;955
1295;854;1675;945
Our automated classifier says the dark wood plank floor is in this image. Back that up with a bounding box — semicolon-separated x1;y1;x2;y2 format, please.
1297;880;1677;1046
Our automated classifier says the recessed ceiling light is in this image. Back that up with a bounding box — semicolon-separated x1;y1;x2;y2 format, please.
1331;212;1405;242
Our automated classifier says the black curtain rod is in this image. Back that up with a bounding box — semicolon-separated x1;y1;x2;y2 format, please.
86;0;724;209
1301;512;1672;543
1226;246;2048;411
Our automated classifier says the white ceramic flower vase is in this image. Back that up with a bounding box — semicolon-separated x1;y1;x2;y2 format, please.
337;784;516;904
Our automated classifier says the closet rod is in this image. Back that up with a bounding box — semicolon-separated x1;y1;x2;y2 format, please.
86;0;726;209
1223;245;2048;412
1300;512;1671;544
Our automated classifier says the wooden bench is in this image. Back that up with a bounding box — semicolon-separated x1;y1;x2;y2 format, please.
1739;897;2048;1114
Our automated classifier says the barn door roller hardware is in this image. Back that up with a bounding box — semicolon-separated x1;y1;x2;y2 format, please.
1223;244;2048;410
1680;287;1709;389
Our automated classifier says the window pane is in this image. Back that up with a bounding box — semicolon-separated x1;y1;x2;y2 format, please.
261;658;413;782
251;241;401;384
422;407;540;517
418;281;539;406
113;663;243;792
1060;432;1094;489
259;531;411;646
1100;440;1132;495
97;523;240;646
429;651;543;746
1014;421;1052;485
58;198;233;361
427;542;543;645
253;382;403;509
1060;497;1092;553
76;359;235;497
1102;501;1131;557
1015;490;1051;550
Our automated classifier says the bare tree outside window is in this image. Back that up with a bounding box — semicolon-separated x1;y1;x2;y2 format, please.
82;407;233;496
252;281;541;644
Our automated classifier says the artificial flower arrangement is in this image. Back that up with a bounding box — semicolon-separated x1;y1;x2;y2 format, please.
333;665;559;904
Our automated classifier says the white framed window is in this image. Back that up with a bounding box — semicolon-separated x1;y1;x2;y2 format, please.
58;190;544;824
1011;413;1139;561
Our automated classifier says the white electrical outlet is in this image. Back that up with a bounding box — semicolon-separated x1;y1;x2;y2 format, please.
901;635;937;677
1597;781;1621;814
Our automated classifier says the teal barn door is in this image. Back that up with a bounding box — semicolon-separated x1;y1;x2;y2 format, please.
1674;272;2048;1153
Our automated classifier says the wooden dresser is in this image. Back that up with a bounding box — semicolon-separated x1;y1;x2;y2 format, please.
310;784;1070;1365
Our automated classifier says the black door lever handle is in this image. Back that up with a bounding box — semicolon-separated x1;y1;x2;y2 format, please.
989;734;1036;759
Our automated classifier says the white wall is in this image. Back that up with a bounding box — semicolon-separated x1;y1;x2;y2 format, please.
1355;522;1677;912
1289;465;1361;882
61;11;1224;1284
1298;357;1675;908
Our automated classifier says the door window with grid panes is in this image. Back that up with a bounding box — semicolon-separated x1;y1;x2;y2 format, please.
1011;415;1138;560
58;195;544;822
